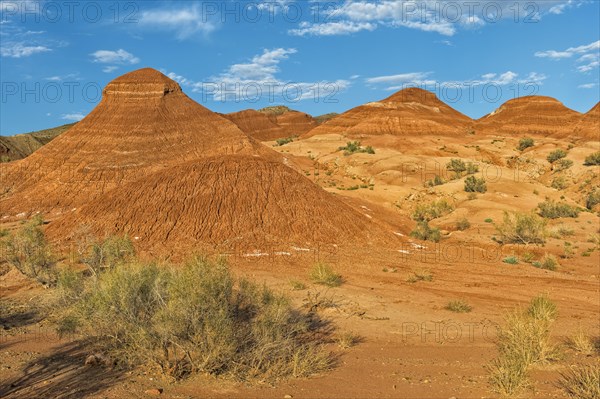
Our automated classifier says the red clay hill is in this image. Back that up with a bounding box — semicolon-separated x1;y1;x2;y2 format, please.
475;95;584;138
223;106;317;141
1;68;401;252
574;102;600;139
302;88;473;138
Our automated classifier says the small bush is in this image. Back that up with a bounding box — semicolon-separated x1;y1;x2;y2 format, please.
555;158;573;171
521;252;536;263
538;200;580;219
517;137;535;151
484;218;493;223
547;149;567;163
568;329;595;356
488;355;530;396
445;300;472;313
563;241;575;259
425;175;444;187
466;162;479;175
495;212;547;245
488;294;560;396
446;158;466;177
62;257;332;381
533;254;559;271
527;294;557;322
410;221;441;242
585;189;600;210
338;141;375;156
310;263;342;287
412;199;454;222
81;235;135;276
0;215;56;286
583;151;600;166
336;331;361;349
551;176;569;190
464;175;487;193
275;137;294;146
406;270;433;283
456;218;471;231
560;364;600;399
503;256;519;265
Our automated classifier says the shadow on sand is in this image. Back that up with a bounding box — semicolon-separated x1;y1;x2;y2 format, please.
0;340;127;399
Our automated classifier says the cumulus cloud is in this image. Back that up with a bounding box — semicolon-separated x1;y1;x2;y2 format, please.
164;48;350;103
289;21;376;36
535;40;600;73
0;42;50;57
90;49;139;64
139;4;215;39
287;1;585;38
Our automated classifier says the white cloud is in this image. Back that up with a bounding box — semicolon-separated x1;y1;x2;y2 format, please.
61;113;85;121
289;21;376;36
45;73;79;81
535;40;600;59
285;1;587;38
102;66;119;73
549;0;575;14
366;70;546;91
139;4;215;39
536;40;600;73
165;48;351;102
0;42;50;57
91;49;139;64
366;72;434;85
578;83;597;89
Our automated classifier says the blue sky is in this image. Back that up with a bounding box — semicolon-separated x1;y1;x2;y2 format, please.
1;0;599;135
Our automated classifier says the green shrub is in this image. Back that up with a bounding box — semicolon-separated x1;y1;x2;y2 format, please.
310;263;342;287
583;151;600;166
60;257;332;381
554;158;573;171
446;158;466;177
81;235;135;275
538;200;580;219
410;221;441;242
275;137;294;146
547;149;567;163
412;199;454;222
484;218;493;223
517;137;535;151
445;300;472;313
425;175;444;187
495;212;547;245
466;162;479;175
456;218;471;231
551;176;569;190
0;214;56;285
503;256;519;265
338;141;375;156
533;254;559;271
464;175;487;193
586;189;600;210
